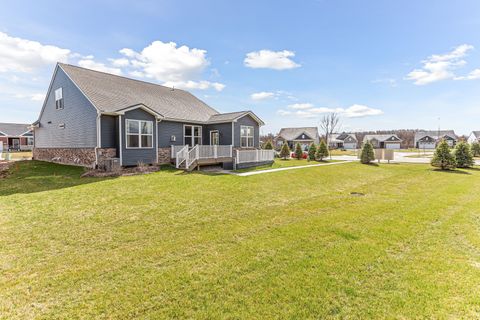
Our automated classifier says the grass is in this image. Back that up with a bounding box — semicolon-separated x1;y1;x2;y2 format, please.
2;161;480;318
1;151;32;160
329;149;358;156
235;158;340;172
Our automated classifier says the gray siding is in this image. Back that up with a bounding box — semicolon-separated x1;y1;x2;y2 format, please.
121;109;157;166
233;115;260;148
35;67;98;148
205;122;233;145
101;115;118;148
157;121;186;147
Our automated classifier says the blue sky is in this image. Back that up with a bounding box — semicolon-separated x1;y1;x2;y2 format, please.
1;0;480;135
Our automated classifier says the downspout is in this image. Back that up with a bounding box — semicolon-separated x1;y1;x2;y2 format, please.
156;118;161;163
118;115;123;166
95;112;101;168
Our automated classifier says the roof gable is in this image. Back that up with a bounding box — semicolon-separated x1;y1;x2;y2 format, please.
0;123;32;137
277;127;319;141
294;132;313;140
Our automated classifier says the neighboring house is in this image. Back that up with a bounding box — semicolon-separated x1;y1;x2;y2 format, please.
328;133;358;150
414;130;457;149
467;131;480;144
0;123;34;151
363;134;402;149
33;63;265;169
274;127;320;151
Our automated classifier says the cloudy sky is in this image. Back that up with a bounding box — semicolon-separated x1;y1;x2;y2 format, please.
1;0;480;135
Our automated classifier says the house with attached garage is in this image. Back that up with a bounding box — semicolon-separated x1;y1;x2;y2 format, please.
414;130;457;149
33;63;272;170
328;133;358;150
0;123;34;151
274;127;320;151
362;134;402;149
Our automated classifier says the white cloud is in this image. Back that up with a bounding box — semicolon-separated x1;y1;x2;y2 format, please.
244;50;300;70
116;40;225;91
278;103;383;118
342;104;384;118
0;32;71;73
163;80;225;92
405;44;474;85
372;78;397;87
454;68;480;80
14;93;45;101
288;103;314;110
251;91;275;100
78;58;123;75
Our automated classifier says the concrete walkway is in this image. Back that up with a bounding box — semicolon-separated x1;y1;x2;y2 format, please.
235;160;352;176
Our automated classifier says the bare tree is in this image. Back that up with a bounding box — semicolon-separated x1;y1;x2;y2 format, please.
319;113;341;146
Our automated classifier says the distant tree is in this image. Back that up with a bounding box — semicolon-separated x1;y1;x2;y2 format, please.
471;142;480;157
294;143;303;160
263;140;273;150
431;139;456;170
360;141;375;164
279;141;290;160
454;141;474;168
316;140;329;161
319;113;341;147
308;142;316;161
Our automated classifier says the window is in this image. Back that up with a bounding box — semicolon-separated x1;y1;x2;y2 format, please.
184;125;202;146
55;88;64;110
27;137;34;146
210;130;219;145
240;125;254;148
126;119;153;148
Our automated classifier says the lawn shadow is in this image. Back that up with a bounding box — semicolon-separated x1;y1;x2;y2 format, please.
431;168;471;175
0;161;115;196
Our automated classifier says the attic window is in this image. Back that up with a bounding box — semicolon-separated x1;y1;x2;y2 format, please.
55;88;64;110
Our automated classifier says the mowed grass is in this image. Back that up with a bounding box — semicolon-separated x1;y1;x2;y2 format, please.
235;158;341;172
1;161;480;319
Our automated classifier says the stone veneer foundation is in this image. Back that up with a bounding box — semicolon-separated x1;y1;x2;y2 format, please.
158;147;172;164
33;148;117;168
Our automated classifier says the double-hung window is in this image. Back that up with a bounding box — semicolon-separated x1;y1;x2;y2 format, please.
240;125;254;148
184;125;202;146
55;88;64;110
126;119;153;148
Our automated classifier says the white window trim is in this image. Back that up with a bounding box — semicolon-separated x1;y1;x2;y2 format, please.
240;125;254;148
210;130;219;145
183;124;202;146
55;87;64;110
125;119;154;149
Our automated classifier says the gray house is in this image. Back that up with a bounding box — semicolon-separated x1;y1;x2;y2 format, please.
274;127;320;151
0;123;34;151
414;130;457;149
328;133;358;150
363;134;402;149
33;63;265;169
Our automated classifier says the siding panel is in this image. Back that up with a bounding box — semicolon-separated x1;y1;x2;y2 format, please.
35;67;98;148
101;115;118;148
121;109;157;166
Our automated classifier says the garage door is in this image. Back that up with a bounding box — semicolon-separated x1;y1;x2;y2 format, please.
385;143;400;149
344;143;357;150
419;142;436;149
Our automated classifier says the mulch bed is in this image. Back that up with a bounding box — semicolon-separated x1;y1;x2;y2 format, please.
0;161;13;179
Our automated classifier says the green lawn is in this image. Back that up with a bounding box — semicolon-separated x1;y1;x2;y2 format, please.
235;158;340;172
2;161;480;318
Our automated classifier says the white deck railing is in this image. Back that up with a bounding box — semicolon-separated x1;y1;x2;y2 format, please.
175;145;189;168
186;145;199;168
236;149;275;163
173;145;232;159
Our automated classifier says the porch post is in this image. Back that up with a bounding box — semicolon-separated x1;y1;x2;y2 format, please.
214;145;217;158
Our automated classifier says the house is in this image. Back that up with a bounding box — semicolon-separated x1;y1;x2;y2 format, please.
274;127;320;151
363;134;402;149
328;133;358;150
467;131;480;144
33;63;267;170
0;123;34;151
414;130;457;149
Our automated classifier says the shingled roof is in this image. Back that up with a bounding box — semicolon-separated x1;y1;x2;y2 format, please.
363;134;402;142
57;63;263;124
0;123;32;137
276;127;319;141
414;130;457;141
